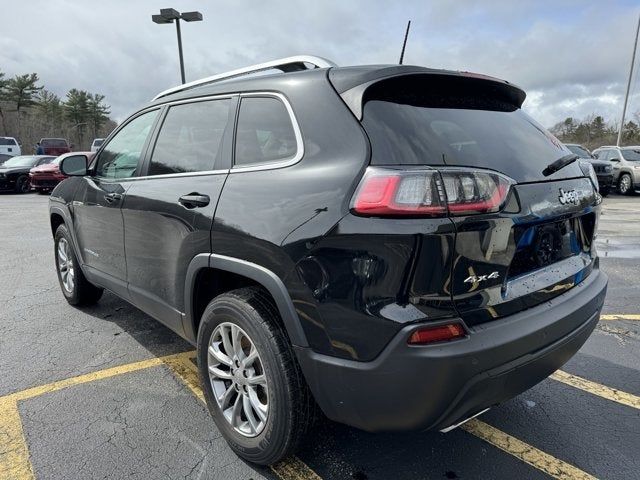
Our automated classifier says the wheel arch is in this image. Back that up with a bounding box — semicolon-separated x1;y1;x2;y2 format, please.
183;254;308;348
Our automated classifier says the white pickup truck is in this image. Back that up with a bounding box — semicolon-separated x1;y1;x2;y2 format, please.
0;137;21;156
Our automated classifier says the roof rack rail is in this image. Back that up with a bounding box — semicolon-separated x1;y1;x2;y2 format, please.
153;55;337;100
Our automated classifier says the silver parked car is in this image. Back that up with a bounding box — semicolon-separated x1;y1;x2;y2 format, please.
592;145;640;195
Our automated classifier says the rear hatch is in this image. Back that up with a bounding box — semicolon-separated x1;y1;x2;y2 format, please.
340;71;599;326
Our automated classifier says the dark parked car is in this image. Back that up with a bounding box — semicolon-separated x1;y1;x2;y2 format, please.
30;151;94;194
40;138;71;156
564;143;613;195
0;153;13;166
49;56;607;465
0;155;55;192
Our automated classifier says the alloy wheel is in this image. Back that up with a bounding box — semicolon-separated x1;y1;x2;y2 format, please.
57;238;75;293
620;175;631;194
207;322;269;437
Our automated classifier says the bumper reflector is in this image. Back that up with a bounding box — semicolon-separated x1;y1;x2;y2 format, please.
408;323;466;345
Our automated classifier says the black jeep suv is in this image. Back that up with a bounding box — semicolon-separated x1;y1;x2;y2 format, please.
49;56;607;465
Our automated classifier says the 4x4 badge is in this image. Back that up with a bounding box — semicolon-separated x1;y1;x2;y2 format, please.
464;272;500;283
558;188;581;206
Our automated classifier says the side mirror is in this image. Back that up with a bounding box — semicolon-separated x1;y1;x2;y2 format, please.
60;154;88;176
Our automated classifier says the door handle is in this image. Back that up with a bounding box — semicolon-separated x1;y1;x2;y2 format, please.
179;193;210;208
104;192;122;204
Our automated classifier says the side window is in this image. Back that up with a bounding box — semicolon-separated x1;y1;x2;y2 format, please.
148;99;231;176
95;110;158;179
234;97;297;167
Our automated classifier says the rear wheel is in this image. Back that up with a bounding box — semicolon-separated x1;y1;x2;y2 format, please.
619;173;633;195
15;175;30;193
54;224;103;305
197;287;316;465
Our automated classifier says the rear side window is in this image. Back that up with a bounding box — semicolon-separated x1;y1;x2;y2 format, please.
234;97;297;167
96;110;158;179
360;75;573;182
148;99;231;176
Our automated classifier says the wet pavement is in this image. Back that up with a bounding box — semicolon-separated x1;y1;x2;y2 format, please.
1;191;639;480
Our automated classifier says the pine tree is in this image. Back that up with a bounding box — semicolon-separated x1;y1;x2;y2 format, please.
2;73;42;138
87;93;111;140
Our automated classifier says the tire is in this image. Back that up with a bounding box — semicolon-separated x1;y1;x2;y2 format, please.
14;175;30;193
618;173;633;195
54;224;103;306
600;186;609;197
197;287;316;465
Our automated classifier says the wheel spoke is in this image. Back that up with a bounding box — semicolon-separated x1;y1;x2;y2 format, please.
247;387;268;422
242;393;259;433
218;385;236;410
231;393;243;429
246;374;266;386
220;325;234;358
208;365;232;380
208;344;232;366
242;347;259;368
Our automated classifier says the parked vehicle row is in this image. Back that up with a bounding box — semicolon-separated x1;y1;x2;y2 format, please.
0;156;55;193
592;146;640;195
564;143;614;195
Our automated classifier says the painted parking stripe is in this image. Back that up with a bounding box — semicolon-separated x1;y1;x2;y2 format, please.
600;314;640;321
0;400;34;480
552;370;640;409
163;352;323;480
462;419;596;480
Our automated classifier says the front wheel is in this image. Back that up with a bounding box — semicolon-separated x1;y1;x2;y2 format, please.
197;287;316;465
15;175;30;193
619;173;633;195
54;224;103;305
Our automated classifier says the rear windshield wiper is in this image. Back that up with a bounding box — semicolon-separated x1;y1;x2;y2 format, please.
542;153;579;177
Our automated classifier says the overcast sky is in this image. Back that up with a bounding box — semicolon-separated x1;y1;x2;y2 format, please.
2;0;639;127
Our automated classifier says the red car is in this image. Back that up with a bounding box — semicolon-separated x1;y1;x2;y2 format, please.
29;151;93;193
40;138;72;156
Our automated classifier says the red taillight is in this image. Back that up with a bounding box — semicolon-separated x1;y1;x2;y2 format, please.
408;323;466;345
351;167;513;217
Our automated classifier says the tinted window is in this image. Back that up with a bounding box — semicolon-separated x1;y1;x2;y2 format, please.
0;138;16;146
149;99;231;176
96;110;158;179
234;97;297;167
93;139;104;147
359;75;583;182
621;148;640;161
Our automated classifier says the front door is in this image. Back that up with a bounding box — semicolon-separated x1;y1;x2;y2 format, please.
121;97;234;335
73;109;159;296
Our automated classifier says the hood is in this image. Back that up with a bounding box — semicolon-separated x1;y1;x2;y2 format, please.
0;166;30;175
30;164;60;173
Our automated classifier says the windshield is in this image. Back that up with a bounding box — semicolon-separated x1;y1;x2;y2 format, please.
2;156;39;167
565;144;592;158
621;148;640;161
41;139;68;147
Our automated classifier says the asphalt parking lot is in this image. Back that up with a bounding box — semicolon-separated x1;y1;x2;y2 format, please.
1;192;639;480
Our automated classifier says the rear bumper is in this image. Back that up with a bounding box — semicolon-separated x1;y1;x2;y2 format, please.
296;268;607;432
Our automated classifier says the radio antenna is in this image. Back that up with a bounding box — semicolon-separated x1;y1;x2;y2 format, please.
399;20;411;64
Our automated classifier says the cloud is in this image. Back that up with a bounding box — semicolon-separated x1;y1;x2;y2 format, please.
2;0;638;128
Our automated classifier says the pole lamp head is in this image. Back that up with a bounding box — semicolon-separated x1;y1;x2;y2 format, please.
152;14;173;24
180;11;203;22
160;8;181;20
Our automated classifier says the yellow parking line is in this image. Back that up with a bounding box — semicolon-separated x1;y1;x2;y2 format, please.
552;370;640;410
164;352;323;480
0;400;34;480
2;352;193;403
462;419;596;480
600;314;640;321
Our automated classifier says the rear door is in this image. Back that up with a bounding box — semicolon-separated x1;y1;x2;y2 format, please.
357;73;599;326
72;109;159;297
121;96;235;335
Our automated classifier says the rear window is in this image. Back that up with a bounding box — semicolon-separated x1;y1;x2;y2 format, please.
41;139;68;147
361;75;575;182
0;138;16;146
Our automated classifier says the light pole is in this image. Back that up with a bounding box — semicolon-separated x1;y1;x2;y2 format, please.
152;8;203;84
